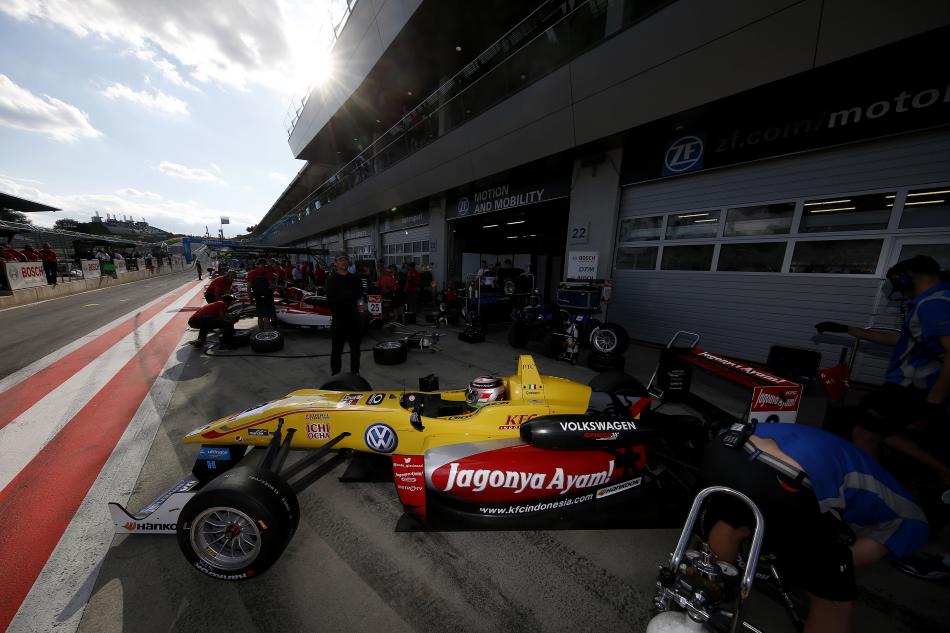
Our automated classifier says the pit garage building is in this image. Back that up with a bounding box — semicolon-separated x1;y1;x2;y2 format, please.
254;0;950;383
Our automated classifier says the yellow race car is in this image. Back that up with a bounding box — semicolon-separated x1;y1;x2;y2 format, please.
110;354;712;581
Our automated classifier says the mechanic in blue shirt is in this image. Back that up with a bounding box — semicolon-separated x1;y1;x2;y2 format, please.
816;255;950;492
701;423;928;633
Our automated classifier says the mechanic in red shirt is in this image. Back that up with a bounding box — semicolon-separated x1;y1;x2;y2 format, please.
267;258;284;286
188;295;237;348
1;243;27;262
203;270;235;303
283;259;294;283
21;244;41;261
246;259;275;331
313;263;327;288
38;243;58;285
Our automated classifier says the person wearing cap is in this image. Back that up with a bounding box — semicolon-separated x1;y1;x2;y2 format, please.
326;254;364;375
188;295;238;349
38;243;58;285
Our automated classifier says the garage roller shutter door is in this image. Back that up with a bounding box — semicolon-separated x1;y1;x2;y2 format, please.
382;225;430;246
611;129;950;384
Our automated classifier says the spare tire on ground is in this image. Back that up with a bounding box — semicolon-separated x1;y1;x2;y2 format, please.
374;340;408;365
320;373;373;390
588;351;626;372
589;323;630;356
251;330;284;353
459;327;485;344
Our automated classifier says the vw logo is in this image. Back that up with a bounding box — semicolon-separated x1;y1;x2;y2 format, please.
664;135;704;174
457;197;470;216
364;423;398;453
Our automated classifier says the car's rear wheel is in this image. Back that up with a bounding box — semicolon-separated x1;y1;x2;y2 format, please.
177;467;298;581
590;323;629;356
374;340;408;365
250;330;284;353
320;374;373;390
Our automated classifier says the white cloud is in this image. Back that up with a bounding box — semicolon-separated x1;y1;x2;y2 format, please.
0;0;333;94
116;187;162;200
132;48;196;89
0;73;102;142
268;171;288;182
100;82;189;116
209;162;222;173
158;160;225;184
0;175;257;235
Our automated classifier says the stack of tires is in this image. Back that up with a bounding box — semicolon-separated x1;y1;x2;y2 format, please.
587;323;629;372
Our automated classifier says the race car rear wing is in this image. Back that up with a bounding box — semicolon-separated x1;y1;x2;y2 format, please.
651;332;802;426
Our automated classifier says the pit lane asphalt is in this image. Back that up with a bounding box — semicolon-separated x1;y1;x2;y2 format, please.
73;322;943;633
0;270;196;379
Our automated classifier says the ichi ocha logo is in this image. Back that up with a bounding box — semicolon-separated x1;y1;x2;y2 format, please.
664;134;705;174
364;423;398;453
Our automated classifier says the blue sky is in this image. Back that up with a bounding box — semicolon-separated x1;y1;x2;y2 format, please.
0;0;337;236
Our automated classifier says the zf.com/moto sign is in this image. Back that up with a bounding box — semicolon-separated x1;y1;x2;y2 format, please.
662;134;705;176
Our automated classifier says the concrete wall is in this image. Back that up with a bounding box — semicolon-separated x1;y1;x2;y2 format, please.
289;0;423;157
565;147;624;279
0;265;188;310
271;0;950;245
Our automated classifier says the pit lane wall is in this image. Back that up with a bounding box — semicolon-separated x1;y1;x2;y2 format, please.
0;258;188;309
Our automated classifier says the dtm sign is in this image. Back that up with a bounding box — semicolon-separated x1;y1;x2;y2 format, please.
662;134;705;176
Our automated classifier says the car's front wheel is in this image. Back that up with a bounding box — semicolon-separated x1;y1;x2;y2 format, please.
177;467;298;581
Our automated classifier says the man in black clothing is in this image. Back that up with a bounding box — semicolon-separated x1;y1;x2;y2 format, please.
327;254;364;375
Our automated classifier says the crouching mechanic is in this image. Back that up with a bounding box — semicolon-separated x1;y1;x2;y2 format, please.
188;295;237;349
700;423;927;633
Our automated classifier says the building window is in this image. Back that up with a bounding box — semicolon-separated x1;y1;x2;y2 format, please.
666;211;721;240
412;241;422;253
895;243;950;271
661;244;715;271
723;203;795;236
789;239;883;274
717;242;786;272
799;193;891;233
422;240;430;252
619;216;662;241
898;187;950;228
615;246;658;270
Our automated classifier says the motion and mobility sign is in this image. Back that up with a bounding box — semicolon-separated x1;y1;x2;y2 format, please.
447;177;571;220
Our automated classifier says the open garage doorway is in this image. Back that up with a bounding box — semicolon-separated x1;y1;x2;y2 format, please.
448;197;569;301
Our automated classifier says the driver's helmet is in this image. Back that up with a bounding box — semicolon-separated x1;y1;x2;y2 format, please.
466;375;506;408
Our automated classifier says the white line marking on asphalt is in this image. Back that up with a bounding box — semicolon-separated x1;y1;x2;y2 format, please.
0;279;196;395
6;306;199;633
0;286;200;492
81;304;99;307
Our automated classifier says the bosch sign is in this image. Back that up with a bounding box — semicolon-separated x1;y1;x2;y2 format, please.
3;262;47;290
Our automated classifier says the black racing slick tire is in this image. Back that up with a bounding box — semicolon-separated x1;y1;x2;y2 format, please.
250;330;284;353
320;373;373;391
588;351;626;372
374;340;408;365
589;323;629;356
177;467;299;581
